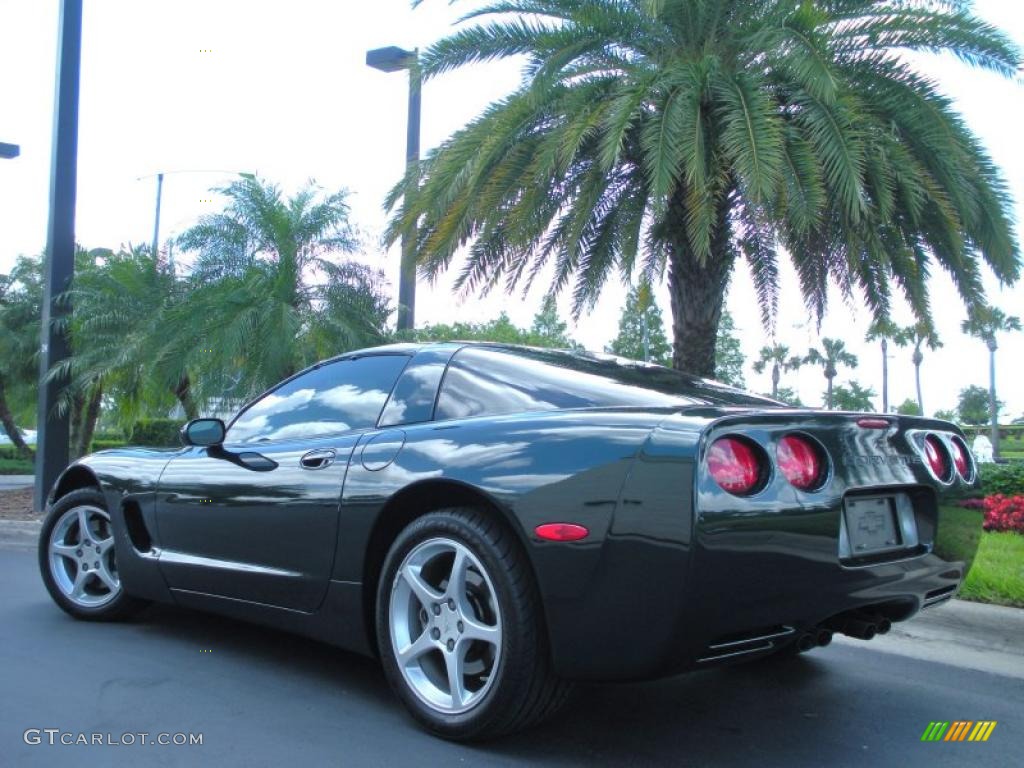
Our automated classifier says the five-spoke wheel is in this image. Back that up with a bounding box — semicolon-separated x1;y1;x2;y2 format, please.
390;538;502;714
377;508;570;740
48;504;120;608
38;488;146;620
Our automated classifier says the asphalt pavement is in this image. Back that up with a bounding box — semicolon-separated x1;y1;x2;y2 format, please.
1;544;1021;767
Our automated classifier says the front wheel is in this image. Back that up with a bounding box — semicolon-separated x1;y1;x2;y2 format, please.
38;488;147;620
376;508;570;740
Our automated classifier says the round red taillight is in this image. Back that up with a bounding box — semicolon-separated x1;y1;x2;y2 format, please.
776;435;824;490
923;435;951;481
950;438;971;479
707;437;763;495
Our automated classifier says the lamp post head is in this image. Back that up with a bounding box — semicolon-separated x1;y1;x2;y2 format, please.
0;142;20;159
366;46;416;72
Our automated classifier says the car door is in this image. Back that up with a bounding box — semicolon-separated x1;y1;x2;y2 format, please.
155;353;411;612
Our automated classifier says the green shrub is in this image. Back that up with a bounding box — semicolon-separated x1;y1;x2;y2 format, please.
0;457;34;474
979;463;1024;497
0;445;33;461
129;419;185;447
92;430;126;443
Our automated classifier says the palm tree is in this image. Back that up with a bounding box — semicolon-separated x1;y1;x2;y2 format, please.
865;318;899;412
752;343;801;400
894;321;941;416
0;256;43;458
387;0;1021;378
805;338;857;410
829;380;877;412
174;176;391;399
962;305;1021;457
49;245;196;456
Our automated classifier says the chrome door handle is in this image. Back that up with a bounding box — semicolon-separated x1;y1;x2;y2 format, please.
300;449;335;470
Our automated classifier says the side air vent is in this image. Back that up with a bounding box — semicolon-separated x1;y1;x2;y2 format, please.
697;625;795;663
923;585;957;609
122;500;153;553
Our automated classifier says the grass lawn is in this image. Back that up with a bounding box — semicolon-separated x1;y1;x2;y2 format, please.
0;458;34;475
960;532;1024;608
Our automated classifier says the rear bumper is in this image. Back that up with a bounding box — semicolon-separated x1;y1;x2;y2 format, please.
543;493;978;682
540;412;982;682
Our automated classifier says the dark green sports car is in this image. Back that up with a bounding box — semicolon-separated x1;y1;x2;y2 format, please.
39;343;981;739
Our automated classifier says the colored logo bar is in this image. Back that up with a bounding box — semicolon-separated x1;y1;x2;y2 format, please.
921;721;997;742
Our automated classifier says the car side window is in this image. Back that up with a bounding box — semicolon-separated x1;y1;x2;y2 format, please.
227;355;410;443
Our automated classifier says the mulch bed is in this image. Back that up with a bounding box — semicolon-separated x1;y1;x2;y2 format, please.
0;488;38;521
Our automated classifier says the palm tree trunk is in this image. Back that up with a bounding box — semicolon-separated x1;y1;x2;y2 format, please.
68;390;85;461
989;343;999;459
914;363;924;415
666;199;733;377
771;362;780;399
880;339;889;413
913;345;924;415
74;383;103;458
0;376;33;460
826;375;834;409
174;375;198;421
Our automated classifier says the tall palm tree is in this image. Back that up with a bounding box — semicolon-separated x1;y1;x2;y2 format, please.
865;318;900;412
174;176;391;399
894;321;941;416
387;0;1021;377
962;305;1021;457
805;338;857;409
752;343;801;399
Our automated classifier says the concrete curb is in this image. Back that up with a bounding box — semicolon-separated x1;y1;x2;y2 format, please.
0;474;34;490
0;519;41;550
835;596;1024;680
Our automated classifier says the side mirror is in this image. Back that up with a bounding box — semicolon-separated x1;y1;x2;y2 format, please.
182;418;226;447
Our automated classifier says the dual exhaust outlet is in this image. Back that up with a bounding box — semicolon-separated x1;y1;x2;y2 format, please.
795;613;892;652
825;612;892;642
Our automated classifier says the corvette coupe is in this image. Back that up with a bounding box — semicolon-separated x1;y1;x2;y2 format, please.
38;342;981;739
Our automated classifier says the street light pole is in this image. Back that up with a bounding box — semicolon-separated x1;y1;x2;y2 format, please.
151;171;164;262
401;62;421;333
367;45;420;332
35;0;83;513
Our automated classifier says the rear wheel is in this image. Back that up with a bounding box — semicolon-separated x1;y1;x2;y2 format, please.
38;488;147;620
376;508;569;740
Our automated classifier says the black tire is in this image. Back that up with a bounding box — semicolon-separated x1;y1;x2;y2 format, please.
38;488;148;621
376;507;571;740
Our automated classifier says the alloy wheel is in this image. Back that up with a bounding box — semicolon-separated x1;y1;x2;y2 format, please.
389;537;502;715
48;505;120;608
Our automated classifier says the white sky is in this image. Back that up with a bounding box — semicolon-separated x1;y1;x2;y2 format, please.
1;0;1022;417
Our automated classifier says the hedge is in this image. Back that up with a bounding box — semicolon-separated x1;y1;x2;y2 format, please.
961;425;1024;441
129;419;186;447
978;463;1024;497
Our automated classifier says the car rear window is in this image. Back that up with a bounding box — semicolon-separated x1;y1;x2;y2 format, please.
435;347;775;421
